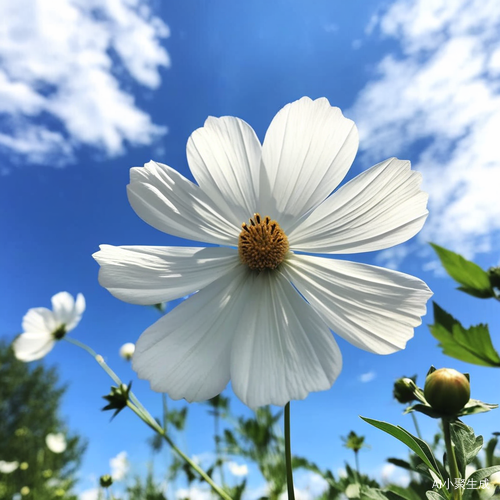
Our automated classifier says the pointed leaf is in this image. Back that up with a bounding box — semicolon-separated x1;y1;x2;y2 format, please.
360;417;442;480
430;243;494;298
430;303;500;367
462;466;500;500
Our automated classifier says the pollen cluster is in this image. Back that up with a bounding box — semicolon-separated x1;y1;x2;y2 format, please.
238;213;289;271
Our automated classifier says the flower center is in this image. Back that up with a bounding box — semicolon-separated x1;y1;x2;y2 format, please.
52;324;66;340
238;213;289;271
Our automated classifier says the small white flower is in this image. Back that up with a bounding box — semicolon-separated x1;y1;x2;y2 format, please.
94;97;432;409
13;292;85;362
0;460;19;474
227;461;248;477
119;342;135;361
46;433;67;453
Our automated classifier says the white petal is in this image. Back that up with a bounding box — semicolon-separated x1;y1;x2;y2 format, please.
283;254;433;354
260;97;358;230
187;116;261;224
51;292;85;332
12;332;55;362
289;158;428;253
21;307;57;334
230;271;342;409
93;245;240;305
45;433;67;453
0;461;19;474
132;265;250;402
127;161;239;245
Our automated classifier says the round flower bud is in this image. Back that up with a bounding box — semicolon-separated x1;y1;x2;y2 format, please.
424;368;470;416
20;462;29;470
119;343;135;361
393;377;417;404
20;486;30;496
100;474;113;488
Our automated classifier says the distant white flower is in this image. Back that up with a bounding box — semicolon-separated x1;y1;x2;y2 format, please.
227;461;248;477
119;342;135;361
0;460;19;473
13;292;85;362
110;451;128;481
94;96;432;409
46;433;67;453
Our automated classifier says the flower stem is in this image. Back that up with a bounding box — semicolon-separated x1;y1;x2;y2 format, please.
285;402;295;500
442;418;461;500
411;412;422;440
65;336;232;500
127;401;232;500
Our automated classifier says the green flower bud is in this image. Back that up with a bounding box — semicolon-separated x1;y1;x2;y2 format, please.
393;377;417;404
100;474;113;488
424;368;470;416
488;266;500;290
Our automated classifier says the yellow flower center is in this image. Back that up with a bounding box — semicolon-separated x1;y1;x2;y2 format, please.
238;213;289;271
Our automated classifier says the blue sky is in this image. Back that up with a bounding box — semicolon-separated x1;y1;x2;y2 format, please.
1;0;500;498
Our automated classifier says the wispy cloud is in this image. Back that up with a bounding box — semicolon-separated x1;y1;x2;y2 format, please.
351;0;500;266
0;0;169;168
358;371;376;383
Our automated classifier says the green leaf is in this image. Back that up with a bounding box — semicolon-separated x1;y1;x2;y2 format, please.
360;417;442;480
462;466;500;500
430;303;500;367
449;421;483;479
430;243;494;298
425;492;447;500
386;485;422;500
485;437;498;468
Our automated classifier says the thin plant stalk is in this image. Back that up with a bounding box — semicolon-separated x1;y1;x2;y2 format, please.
64;337;232;500
284;402;295;500
411;413;422;440
443;418;461;500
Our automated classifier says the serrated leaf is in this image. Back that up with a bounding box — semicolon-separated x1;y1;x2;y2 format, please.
430;303;500;367
360;417;442;480
430;243;494;297
450;421;483;479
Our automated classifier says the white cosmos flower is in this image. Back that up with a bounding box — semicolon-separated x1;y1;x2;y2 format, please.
45;433;67;453
119;342;135;361
13;292;85;362
93;96;432;409
0;460;19;474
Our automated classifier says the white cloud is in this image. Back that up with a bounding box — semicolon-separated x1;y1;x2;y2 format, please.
380;463;410;487
358;371;376;383
279;471;329;500
110;450;128;481
79;488;100;500
227;461;248;477
0;0;169;167
350;0;500;264
175;486;212;500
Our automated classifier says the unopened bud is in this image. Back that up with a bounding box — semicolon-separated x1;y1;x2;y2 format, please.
119;343;135;361
100;474;113;488
424;368;470;416
393;377;417;404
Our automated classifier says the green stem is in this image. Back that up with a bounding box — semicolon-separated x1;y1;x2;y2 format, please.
354;451;360;477
443;419;461;500
127;401;232;500
411;413;423;440
65;336;231;500
285;402;295;500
